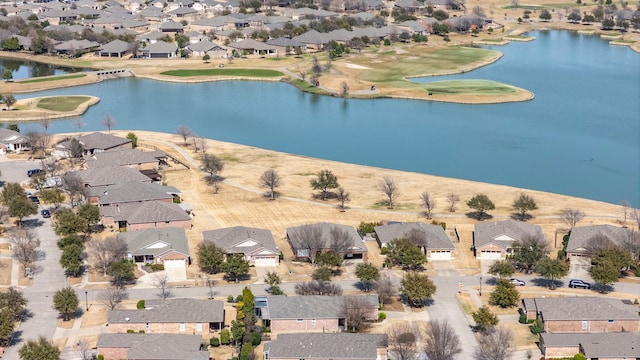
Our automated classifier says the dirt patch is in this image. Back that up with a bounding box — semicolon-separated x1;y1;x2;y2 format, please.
81;305;108;328
382;296;405;312
0;259;12;285
209;345;235;360
57;318;76;329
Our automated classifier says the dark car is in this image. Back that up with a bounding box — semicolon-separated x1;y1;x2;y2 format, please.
41;209;51;218
29;196;40;204
569;279;591;289
27;169;42;177
509;278;526;286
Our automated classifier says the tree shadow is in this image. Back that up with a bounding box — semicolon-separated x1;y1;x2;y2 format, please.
21;218;45;228
465;212;493;221
510;213;533;222
592;283;614;293
9;330;23;346
354;281;374;292
530;277;564;289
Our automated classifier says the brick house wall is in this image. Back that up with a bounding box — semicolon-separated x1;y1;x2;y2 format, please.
108;322;210;334
544;319;640;333
97;347;128;360
270;318;339;333
128;219;192;231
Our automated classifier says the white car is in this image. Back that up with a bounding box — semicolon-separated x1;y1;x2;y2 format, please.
509;278;526;286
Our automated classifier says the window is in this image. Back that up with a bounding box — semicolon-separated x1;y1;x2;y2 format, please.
608;319;614;323
582;321;588;330
296;319;303;323
145;323;149;329
197;323;202;332
180;323;186;332
311;319;316;326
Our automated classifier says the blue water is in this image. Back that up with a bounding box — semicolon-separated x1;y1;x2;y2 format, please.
0;58;86;79
4;30;640;206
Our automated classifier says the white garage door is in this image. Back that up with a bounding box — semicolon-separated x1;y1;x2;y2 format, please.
254;256;278;266
429;251;452;260
480;251;503;260
164;259;185;268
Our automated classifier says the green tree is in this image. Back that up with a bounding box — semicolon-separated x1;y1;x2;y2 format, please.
197;241;225;274
316;250;343;271
589;260;619;291
310;169;339;200
126;132;138;148
18;336;61;360
108;259;135;287
39;188;65;209
220;328;232;345
467;194;495;220
0;309;15;347
1;182;24;205
263;271;281;287
239;342;253;360
535;257;568;289
2;37;20;51
0;287;28;321
355;262;380;291
230;319;246;346
53;286;79;321
539;9;552;20
203;53;211;63
76;203;100;233
471;306;499;332
2;69;13;80
386;239;427;270
432;9;449;20
488;260;515;278
3;94;16;110
400;272;436;307
60;243;83;277
222;254;250;282
601;18;615;29
57;234;83;250
174;33;190;48
54;208;87;236
8;198;38;226
512;193;538;220
591;247;632;275
312;266;332;282
241;286;255;327
510;236;547;273
489;279;520;308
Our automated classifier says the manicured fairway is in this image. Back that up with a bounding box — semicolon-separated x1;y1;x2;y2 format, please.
424;80;517;95
17;73;86;84
37;96;92;112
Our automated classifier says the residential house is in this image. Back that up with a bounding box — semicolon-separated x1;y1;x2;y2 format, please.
565;225;629;264
228;38;277;56
140;40;178;58
158;20;184;32
97;333;209;360
87;182;179;206
521;297;640;333
95;39;131;57
0;128;29;154
118;227;190;271
473;220;544;259
74;166;152;188
202;226;279;266
53;39;100;56
292;29;329;51
266;37;305;55
84;148;167;178
540;332;640;359
374;222;455;260
256;295;378;333
107;298;225;334
264;333;388;360
53;132;132;157
100;201;192;231
186;40;227;58
286;222;368;260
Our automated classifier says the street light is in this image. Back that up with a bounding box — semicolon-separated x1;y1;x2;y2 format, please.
479;276;483;297
85;291;89;311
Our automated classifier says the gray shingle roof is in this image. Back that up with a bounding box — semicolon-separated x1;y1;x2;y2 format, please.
118;227;190;258
202;226;278;256
85;148;164;168
566;225;628;255
76;166;151;187
473;220;544;250
108;298;224;323
523;297;640;321
265;333;387;359
145;40;179;54
264;295;378;320
100;201;191;224
541;333;640;358
374;222;454;250
75;132;131;151
97;333;209;360
88;182;179;205
286;222;367;253
0;128;28;144
187;39;225;52
98;39;131;53
228;38;276;51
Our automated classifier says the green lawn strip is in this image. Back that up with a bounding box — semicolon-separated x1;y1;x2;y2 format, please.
289;79;330;95
36;96;92;112
424;80;517;95
17;73;86;84
160;69;283;77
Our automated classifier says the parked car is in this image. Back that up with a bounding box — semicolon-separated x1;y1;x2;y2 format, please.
27;169;42;177
28;196;39;204
41;209;50;218
510;278;526;286
568;279;591;289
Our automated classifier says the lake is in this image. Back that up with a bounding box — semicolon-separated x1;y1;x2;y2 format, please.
0;57;87;79
4;30;640;206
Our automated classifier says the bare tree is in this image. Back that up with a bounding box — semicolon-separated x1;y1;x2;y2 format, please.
378;176;400;209
202;154;224;193
154;274;172;299
40;117;51;134
85;236;128;276
341;81;349;97
98;286;128;310
260;169;282;200
294;280;343;296
75;338;92;360
329;226;352;257
9;228;40;275
387;322;418;360
560;208;586;229
374;275;396;305
620;200;630;226
421;191;436;219
206;277;217;299
446;193;460;212
197;137;207;153
63;172;85;206
343;296;373;332
474;327;515;360
633;208;640;231
297;65;308;81
405;228;428;253
336;187;350;211
421;320;462;360
101;113;117;133
72;117;85;131
176;126;193;145
24;130;50;156
293;225;324;264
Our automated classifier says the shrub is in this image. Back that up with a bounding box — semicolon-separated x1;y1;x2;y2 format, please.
530;318;544;334
430;220;446;230
210;337;220;347
137;300;145;309
244;331;261;346
279;251;284;260
139;330;145;333
227;295;235;303
380;247;388;255
518;314;528;324
127;329;135;333
220;329;231;345
148;263;164;271
378;312;386;321
235;294;243;303
98;355;104;360
264;327;271;333
239;342;253;360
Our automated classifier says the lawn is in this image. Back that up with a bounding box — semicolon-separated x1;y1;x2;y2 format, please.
424;80;517;95
160;68;283;77
17;73;86;84
36;96;92;112
288;79;331;95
